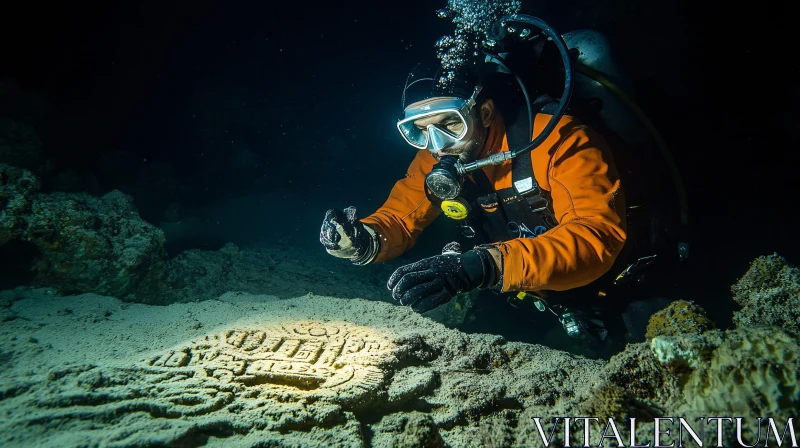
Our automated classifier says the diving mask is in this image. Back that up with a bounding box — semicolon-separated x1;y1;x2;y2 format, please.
397;87;482;151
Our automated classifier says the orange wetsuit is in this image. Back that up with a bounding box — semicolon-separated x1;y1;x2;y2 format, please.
361;112;627;293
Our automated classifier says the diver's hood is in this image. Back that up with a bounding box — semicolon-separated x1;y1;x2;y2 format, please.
400;60;481;113
401;97;469;119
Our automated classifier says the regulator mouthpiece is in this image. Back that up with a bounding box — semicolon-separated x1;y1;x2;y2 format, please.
426;156;464;200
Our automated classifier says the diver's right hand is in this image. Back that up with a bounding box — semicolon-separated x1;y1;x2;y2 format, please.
319;207;380;265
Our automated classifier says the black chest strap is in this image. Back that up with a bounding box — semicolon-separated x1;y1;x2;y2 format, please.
498;95;559;237
426;95;561;242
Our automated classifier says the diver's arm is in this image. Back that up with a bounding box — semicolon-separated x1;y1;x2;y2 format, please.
360;150;441;263
491;125;627;291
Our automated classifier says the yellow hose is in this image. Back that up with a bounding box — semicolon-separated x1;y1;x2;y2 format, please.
574;63;689;227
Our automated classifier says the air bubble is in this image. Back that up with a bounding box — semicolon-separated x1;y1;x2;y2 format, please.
433;0;522;91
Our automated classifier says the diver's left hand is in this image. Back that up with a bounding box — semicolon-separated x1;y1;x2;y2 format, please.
387;248;498;313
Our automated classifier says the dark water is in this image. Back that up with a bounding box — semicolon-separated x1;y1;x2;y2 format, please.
1;0;797;359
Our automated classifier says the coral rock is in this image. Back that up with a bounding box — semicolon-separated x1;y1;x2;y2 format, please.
681;326;800;416
731;253;800;333
0;164;40;245
645;299;715;339
26;190;166;301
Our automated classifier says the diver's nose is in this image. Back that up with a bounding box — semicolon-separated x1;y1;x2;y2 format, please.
427;125;451;151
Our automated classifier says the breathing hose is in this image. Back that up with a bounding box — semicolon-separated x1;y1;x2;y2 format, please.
458;14;574;174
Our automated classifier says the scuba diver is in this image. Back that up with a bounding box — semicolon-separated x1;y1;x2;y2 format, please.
319;14;689;346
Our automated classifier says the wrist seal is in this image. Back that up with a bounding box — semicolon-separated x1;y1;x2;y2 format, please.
351;225;380;265
461;248;499;289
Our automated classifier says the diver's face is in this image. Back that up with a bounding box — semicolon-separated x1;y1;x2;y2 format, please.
413;108;485;162
412;113;466;139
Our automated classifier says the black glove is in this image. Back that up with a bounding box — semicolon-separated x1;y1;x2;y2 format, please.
387;247;499;313
319;207;379;265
